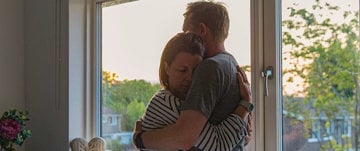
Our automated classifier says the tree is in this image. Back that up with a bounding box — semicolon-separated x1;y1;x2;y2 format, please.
102;0;138;8
282;0;360;150
102;71;161;131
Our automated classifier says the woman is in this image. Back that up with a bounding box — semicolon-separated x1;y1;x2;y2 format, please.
134;32;248;150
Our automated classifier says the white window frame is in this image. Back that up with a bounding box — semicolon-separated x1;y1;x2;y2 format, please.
258;0;282;150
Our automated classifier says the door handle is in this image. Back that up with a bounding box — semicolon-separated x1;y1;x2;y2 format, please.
261;66;273;96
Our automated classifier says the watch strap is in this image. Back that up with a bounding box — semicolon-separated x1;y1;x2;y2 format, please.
239;101;254;112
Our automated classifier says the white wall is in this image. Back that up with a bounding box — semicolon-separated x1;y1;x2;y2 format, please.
69;0;91;140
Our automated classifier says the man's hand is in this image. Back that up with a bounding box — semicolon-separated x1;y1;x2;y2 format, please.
237;66;252;103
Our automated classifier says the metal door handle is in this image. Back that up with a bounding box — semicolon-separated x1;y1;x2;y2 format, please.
261;66;273;96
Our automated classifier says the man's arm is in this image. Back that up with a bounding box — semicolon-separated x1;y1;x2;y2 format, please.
141;110;207;150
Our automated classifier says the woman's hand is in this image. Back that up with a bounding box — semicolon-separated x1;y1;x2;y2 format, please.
132;120;143;147
237;66;252;103
236;66;253;145
245;112;253;145
232;106;254;145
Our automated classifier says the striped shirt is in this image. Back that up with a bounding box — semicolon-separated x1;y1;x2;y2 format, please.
141;89;247;151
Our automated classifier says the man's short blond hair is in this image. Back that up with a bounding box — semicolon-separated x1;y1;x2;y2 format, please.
184;0;230;42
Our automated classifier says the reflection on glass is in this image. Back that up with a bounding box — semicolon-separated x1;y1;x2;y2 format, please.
282;0;360;150
101;0;250;151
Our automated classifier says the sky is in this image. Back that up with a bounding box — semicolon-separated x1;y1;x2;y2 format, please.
101;0;359;96
102;0;250;83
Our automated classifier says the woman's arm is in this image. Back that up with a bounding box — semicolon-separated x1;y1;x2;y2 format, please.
133;90;251;150
193;113;247;151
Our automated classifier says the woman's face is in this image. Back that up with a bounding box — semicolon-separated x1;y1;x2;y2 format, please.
166;51;202;99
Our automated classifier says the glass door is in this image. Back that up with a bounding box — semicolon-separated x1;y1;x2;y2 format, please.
281;0;360;150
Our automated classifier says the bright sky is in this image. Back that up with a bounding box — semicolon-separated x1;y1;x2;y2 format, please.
102;0;250;83
102;0;359;96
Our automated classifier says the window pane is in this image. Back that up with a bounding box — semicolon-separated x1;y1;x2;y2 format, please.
282;0;360;150
101;0;250;150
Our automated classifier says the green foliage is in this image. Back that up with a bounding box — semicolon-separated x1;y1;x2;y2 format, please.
105;138;127;151
102;71;161;131
282;0;360;149
102;0;138;8
125;101;146;131
321;139;352;151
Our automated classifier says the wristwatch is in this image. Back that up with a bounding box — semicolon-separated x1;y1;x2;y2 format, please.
239;101;254;112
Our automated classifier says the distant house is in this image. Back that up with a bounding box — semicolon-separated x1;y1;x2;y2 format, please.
283;97;354;151
102;107;122;134
101;107;134;146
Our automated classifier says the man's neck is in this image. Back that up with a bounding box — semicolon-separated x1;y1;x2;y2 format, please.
205;42;226;57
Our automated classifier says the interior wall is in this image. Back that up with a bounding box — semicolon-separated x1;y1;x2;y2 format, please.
24;0;90;150
0;1;25;150
0;1;25;112
24;0;69;150
0;0;91;150
69;0;89;140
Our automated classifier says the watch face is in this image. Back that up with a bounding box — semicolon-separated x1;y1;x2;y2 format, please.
248;104;254;112
240;101;254;112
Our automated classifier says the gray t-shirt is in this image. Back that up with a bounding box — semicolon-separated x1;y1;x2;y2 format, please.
181;51;241;125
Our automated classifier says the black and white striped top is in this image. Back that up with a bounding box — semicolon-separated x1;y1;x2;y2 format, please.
141;90;247;151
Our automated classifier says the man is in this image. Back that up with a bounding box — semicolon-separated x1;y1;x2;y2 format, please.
134;1;253;150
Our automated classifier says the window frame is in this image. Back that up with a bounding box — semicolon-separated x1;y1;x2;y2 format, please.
260;0;283;150
94;0;104;137
93;0;264;150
